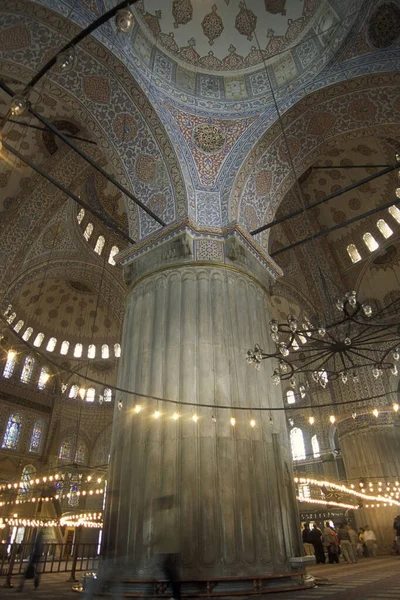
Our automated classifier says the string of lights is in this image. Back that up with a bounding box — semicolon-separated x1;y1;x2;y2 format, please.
296;497;357;510
295;477;400;507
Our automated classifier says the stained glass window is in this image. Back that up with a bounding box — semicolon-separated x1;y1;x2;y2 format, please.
60;341;70;355
29;421;43;453
363;232;379;252
376;219;393;239
74;343;83;358
88;344;96;359
14;320;24;333
37;367;50;390
83;222;93;241
75;443;86;464
7;312;16;324
2;413;22;449
101;344;109;359
77;208;85;224
347;244;362;264
104;388;112;402
388;205;400;223
20;356;35;384
290;427;306;461
311;434;321;458
3;350;17;379
22;327;33;341
114;343;121;358
33;333;44;347
46;337;57;352
86;387;95;402
69;384;79;399
286;390;295;405
59;440;71;461
94;235;105;255
108;246;119;266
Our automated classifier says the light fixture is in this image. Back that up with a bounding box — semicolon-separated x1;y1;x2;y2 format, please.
372;408;379;418
309;416;315;425
78;387;86;400
10;95;29;116
172;412;179;420
154;410;160;419
230;417;236;427
393;403;399;412
250;419;256;428
55;49;75;72
134;405;141;413
329;415;336;424
192;414;198;422
116;9;134;32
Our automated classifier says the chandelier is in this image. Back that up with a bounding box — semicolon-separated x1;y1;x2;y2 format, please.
246;291;400;389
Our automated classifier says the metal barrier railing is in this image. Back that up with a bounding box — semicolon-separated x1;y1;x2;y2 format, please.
0;542;98;584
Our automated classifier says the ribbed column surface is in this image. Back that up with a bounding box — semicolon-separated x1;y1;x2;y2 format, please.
102;266;301;578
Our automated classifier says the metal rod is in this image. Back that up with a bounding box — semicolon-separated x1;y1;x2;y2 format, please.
2;139;135;245
0;115;97;145
270;196;400;257
251;161;400;236
0;78;166;228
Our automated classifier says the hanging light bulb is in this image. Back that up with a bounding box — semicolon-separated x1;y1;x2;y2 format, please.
393;403;399;413
287;315;298;332
309;416;315;425
212;415;217;423
271;332;279;343
99;395;104;404
346;290;357;308
154;410;160;419
317;324;326;336
329;415;336;424
55;49;75;72
192;414;198;422
250;419;256;428
279;360;288;373
391;364;398;376
115;8;134;32
393;349;400;362
352;412;357;420
335;298;344;311
372;366;380;378
61;383;68;393
78;387;86;400
272;369;281;386
344;337;351;346
230;417;236;427
118;400;123;411
269;319;279;333
341;372;348;384
279;342;289;357
289;377;296;388
134;404;142;413
10;95;29;116
312;371;319;382
362;304;372;317
172;412;180;420
372;408;379;418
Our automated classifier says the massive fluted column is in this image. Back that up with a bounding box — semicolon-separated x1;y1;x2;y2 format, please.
102;222;303;585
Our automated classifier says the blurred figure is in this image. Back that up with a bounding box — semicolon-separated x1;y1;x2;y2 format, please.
393;515;400;553
347;524;359;559
363;525;377;557
154;495;181;600
337;523;356;563
324;522;339;564
309;522;325;564
18;530;44;592
302;522;315;557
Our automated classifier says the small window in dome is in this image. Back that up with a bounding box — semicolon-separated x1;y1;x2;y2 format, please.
59;440;71;461
14;320;24;333
77;208;85;224
86;387;95;402
60;340;70;355
88;344;96;359
22;327;33;341
74;343;83;358
290;427;306;461
102;344;109;359
104;388;112;402
94;235;105;255
108;246;119;266
69;384;79;399
286;390;295;405
3;350;16;379
7;312;16;324
46;337;57;352
114;343;121;358
363;232;379;252
33;333;44;347
20;356;35;384
75;443;86;464
347;244;362;264
83;222;93;241
311;434;321;459
377;219;393;239
3;304;12;316
388;205;400;224
38;367;50;390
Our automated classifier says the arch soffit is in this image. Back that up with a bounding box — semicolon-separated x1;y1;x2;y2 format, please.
232;72;400;232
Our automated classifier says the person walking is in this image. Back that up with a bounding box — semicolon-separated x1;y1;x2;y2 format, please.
309;522;325;564
393;515;400;553
347;525;359;560
337;523;356;563
302;522;315;557
363;525;377;557
324;522;339;564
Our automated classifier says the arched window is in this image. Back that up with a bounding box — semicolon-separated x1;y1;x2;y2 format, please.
388;205;400;223
346;244;362;264
376;219;393;239
2;413;22;449
29;421;43;453
69;384;79;399
104;388;112;402
60;340;70;355
108;246;119;266
3;350;17;379
77;208;85;224
94;235;105;255
363;232;379;252
75;443;86;464
37;367;50;390
101;344;109;359
88;344;96;359
7;312;16;324
311;434;321;459
3;304;12;316
73;343;83;358
14;320;24;333
20;356;35;384
83;222;93;241
86;387;95;402
22;327;33;341
114;343;121;358
290;427;306;461
33;333;44;347
286;390;295;405
46;337;57;352
59;440;71;461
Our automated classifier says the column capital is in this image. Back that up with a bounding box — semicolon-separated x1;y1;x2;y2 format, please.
118;218;282;289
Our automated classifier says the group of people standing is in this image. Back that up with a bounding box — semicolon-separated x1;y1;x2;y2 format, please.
302;522;377;564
